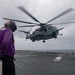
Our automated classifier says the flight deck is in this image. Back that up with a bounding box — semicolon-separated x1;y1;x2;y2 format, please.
15;51;75;75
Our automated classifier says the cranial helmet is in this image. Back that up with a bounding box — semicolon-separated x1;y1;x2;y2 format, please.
4;21;17;32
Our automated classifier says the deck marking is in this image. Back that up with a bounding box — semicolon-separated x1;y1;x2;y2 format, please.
53;56;62;61
53;54;63;62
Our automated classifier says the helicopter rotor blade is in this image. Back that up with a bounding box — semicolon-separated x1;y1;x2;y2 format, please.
3;18;38;24
18;24;39;27
46;8;74;24
18;6;41;23
18;30;28;33
50;22;75;25
30;28;32;32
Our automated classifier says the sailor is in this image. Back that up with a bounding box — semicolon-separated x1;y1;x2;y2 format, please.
0;21;17;75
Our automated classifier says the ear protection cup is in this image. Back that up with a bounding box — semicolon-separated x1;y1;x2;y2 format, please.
4;21;17;32
4;24;6;27
10;21;17;32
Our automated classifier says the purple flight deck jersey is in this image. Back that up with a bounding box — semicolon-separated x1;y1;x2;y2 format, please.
0;28;15;58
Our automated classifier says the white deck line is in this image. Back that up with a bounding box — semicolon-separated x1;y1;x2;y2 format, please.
53;54;63;62
53;56;62;61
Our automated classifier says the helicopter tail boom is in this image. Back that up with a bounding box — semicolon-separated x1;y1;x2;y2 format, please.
57;28;64;31
18;30;30;39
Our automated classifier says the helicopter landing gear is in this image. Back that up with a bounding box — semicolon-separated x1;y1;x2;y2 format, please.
43;40;45;43
54;35;57;38
32;39;35;42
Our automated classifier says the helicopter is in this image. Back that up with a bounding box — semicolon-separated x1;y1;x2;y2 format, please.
3;6;75;42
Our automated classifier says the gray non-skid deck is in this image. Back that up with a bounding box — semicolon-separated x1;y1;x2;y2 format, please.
15;53;75;75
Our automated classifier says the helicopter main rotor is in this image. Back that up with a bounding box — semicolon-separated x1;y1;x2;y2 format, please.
18;6;75;25
3;6;75;27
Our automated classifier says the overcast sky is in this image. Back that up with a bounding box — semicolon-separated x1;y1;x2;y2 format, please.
0;0;75;51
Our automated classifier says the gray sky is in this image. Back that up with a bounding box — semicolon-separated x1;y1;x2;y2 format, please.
0;0;75;51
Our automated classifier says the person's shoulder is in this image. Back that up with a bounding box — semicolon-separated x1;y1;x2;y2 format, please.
1;28;12;33
0;27;13;34
5;28;12;32
0;27;6;30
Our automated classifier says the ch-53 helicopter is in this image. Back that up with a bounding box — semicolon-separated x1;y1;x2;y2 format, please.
3;6;75;42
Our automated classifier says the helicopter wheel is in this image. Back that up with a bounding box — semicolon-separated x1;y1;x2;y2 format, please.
32;40;35;42
43;40;45;43
54;35;57;38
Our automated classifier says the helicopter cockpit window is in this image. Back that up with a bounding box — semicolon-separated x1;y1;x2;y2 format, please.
41;26;47;32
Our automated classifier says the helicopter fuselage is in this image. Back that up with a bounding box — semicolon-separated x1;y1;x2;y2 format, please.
3;7;73;42
27;25;59;42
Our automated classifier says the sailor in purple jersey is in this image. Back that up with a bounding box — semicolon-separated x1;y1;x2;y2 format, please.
0;20;17;75
0;28;15;57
